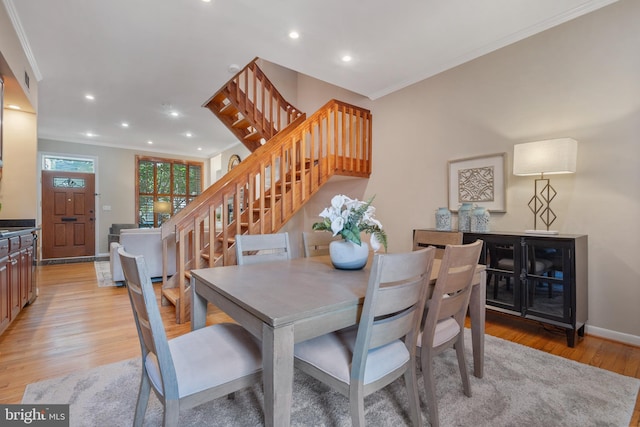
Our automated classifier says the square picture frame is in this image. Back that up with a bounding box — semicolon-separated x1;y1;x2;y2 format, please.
447;152;506;212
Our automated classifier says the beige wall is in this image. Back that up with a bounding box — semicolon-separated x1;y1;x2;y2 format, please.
1;109;38;218
38;139;211;254
0;3;38;222
365;0;640;342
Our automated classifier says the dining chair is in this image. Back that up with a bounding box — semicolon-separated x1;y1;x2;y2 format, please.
293;247;436;426
416;240;483;427
118;247;263;427
301;231;339;257
235;232;291;265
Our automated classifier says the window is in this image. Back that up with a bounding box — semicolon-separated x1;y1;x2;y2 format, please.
43;155;95;172
136;156;203;228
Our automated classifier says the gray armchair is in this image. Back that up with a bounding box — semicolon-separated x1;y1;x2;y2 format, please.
107;223;138;250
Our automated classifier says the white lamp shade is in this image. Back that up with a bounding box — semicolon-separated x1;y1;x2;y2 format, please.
513;138;578;176
153;201;171;214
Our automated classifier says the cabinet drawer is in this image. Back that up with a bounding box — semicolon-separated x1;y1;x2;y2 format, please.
20;234;33;248
9;237;20;252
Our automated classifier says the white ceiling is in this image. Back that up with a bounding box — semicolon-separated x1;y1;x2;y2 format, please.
5;0;617;158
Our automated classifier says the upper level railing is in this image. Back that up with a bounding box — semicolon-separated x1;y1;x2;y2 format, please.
160;99;372;323
203;58;304;151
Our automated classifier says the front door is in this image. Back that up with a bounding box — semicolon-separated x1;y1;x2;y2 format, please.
41;171;96;259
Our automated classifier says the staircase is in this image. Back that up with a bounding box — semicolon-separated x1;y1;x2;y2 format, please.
203;58;304;152
160;59;372;323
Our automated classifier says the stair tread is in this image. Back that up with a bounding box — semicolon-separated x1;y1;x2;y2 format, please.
219;103;238;116
244;130;262;141
162;288;181;306
232;117;250;129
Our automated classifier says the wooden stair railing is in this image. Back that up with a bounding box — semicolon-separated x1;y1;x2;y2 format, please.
203;58;304;151
160;99;372;323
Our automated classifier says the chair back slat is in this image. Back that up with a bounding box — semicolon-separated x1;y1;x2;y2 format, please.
236;232;291;265
302;231;339;257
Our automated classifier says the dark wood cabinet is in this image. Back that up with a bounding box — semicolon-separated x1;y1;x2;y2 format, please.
0;239;9;332
0;229;38;336
413;229;588;347
463;231;588;347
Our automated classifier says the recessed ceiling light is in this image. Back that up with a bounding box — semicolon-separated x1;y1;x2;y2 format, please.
170;111;179;117
341;55;352;63
85;94;95;101
121;122;129;128
197;147;202;151
147;140;153;145
85;132;95;137
7;104;21;110
186;132;193;137
202;0;211;2
289;31;299;39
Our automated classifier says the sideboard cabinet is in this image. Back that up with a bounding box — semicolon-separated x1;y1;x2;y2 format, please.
463;232;587;347
413;229;588;347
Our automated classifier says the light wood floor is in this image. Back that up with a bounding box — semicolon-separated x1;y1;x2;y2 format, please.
0;262;638;425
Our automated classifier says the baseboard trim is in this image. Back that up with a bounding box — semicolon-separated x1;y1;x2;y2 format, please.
40;255;109;265
586;325;640;347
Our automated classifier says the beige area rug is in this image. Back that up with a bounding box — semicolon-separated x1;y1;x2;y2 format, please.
94;261;115;287
22;330;640;426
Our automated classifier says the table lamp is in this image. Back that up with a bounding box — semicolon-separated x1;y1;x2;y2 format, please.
153;201;172;225
513;138;577;233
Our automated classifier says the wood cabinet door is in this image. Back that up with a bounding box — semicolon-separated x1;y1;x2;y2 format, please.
19;248;29;307
8;252;20;320
0;256;9;333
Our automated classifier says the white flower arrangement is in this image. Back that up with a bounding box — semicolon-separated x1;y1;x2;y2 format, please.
312;194;388;252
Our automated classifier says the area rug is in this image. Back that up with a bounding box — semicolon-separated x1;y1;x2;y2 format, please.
94;261;115;287
22;330;639;427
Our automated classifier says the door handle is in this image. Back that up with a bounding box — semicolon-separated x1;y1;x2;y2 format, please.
61;217;78;222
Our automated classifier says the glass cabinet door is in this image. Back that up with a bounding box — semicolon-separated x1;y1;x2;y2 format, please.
483;238;522;312
523;240;572;323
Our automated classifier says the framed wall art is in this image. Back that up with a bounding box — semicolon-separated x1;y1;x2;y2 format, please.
447;152;506;212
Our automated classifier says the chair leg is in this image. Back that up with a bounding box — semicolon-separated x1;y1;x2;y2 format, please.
404;364;423;426
133;371;151;427
349;383;366;427
454;335;471;397
421;352;439;427
163;399;180;427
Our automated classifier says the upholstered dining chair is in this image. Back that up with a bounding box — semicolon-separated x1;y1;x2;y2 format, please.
235;232;291;265
416;240;483;427
301;231;339;257
293;247;436;426
118;247;263;427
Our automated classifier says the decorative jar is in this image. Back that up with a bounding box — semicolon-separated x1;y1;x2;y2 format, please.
457;203;473;232
471;206;490;232
329;240;369;270
435;207;452;231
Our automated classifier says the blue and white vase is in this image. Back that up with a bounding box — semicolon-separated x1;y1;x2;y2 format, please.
435;207;452;231
329;240;369;270
471;206;490;232
457;203;473;232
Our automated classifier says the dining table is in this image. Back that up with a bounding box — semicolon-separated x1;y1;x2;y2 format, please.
190;255;486;427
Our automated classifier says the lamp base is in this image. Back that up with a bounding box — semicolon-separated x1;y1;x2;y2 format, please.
524;229;559;235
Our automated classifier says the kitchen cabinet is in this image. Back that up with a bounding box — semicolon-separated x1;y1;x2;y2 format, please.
0;229;38;335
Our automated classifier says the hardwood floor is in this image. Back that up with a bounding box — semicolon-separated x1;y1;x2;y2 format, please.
0;262;638;426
